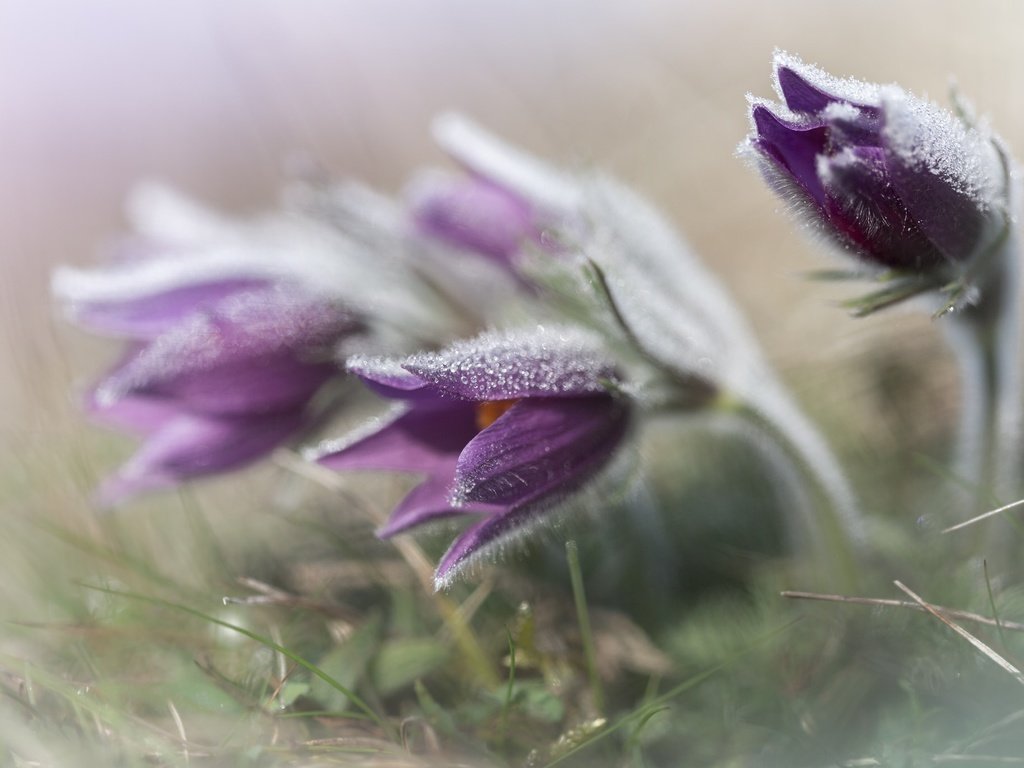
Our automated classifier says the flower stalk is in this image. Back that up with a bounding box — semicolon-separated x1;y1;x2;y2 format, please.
729;392;863;592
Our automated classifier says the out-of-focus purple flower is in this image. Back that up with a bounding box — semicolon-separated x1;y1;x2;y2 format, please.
743;51;1008;287
83;283;355;504
400;114;586;272
406;173;536;267
312;326;629;588
54;188;361;503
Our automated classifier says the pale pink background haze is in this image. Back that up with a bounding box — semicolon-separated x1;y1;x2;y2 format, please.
3;0;1022;462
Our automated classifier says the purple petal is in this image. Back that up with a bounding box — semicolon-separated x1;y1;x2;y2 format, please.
777;65;839;113
772;52;880;114
407;174;535;265
453;396;628;507
751;105;829;206
403;326;616;401
316;404;478;473
819;147;946;270
776;66;880;116
433;504;544;590
98;286;352;415
96;408;306;505
431;113;583;218
376;468;491;538
821;102;883;148
346;356;438;401
85;389;180;436
71;278;266;339
879;94;994;263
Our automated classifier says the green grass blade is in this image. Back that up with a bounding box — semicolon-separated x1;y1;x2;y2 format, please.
542;618;799;768
76;582;391;733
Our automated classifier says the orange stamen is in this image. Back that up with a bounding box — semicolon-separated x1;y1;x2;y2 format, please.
475;399;519;430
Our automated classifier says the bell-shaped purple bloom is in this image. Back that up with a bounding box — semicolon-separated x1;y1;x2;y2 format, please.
744;51;1007;276
405;172;536;268
401;114;587;272
58;252;356;503
313;326;629;588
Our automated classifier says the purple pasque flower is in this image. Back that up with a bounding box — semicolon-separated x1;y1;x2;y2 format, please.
401;114;585;269
405;171;536;268
84;283;356;504
744;51;1008;307
312;326;629;588
53;188;359;503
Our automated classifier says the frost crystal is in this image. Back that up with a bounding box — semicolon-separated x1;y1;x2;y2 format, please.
404;325;616;400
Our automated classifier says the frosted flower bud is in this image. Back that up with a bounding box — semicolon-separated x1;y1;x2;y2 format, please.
743;51;1010;312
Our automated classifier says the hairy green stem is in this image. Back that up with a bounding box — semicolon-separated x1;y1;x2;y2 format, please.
731;391;863;592
945;222;1022;572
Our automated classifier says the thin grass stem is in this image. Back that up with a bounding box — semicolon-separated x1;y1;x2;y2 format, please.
76;582;393;733
566;540;603;716
781;590;1024;632
274;451;500;689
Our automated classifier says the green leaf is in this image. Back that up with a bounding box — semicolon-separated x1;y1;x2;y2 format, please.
841;276;939;317
275;681;311;709
512;681;565;724
371;638;450;695
308;612;383;712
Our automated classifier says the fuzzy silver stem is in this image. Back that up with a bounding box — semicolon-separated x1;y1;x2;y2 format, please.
736;382;865;592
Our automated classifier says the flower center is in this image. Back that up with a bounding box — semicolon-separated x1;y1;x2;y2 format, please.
474;399;519;431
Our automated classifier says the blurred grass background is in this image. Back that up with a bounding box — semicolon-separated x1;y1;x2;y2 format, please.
4;1;1024;764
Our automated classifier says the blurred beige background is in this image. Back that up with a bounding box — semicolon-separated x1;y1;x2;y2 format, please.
3;0;1023;489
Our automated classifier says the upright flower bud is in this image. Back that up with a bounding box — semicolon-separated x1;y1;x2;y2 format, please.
743;51;1011;314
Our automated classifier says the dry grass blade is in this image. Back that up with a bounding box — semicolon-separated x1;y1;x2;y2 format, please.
892;581;1024;686
942;498;1024;534
781;591;1024;632
274;449;500;689
167;700;190;767
931;756;1024;764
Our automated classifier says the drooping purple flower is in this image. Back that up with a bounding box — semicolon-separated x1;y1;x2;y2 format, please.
312;326;629;588
743;51;1008;288
405;172;536;267
400;114;586;271
83;283;356;504
53;191;361;504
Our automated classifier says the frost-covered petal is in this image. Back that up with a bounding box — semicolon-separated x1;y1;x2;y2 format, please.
818;146;946;270
879;88;1004;262
403;326;616;401
96;408;306;505
578;175;759;393
315;405;478;473
376;469;492;538
63;277;267;339
431;113;583;218
96;285;352;415
750;105;828;205
772;50;881;113
433;504;545;590
406;172;535;264
345;356;441;401
453;396;628;506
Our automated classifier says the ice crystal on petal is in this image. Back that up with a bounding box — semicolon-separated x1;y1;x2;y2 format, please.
403;325;616;400
880;87;1002;207
771;50;882;111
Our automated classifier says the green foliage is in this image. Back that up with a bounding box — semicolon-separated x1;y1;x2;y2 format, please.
9;348;1024;766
